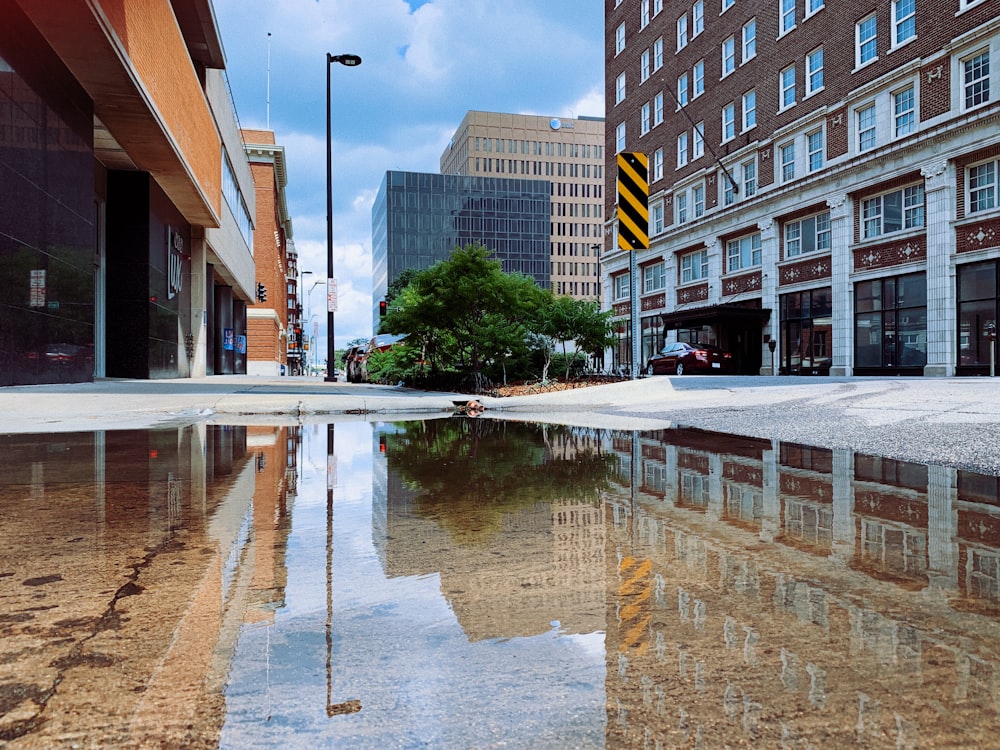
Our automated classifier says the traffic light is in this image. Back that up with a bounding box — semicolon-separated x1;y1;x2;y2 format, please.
379;299;387;317
256;282;267;303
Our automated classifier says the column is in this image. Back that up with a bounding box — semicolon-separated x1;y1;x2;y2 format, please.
758;219;779;374
760;442;780;543
921;160;956;377
926;463;958;595
827;194;852;376
188;232;209;378
831;448;855;564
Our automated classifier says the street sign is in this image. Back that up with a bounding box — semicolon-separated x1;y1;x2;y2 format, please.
327;278;338;313
617;152;649;251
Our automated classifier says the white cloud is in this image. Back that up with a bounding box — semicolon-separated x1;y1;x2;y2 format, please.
216;0;604;348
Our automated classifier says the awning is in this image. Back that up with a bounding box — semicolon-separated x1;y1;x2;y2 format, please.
656;304;772;330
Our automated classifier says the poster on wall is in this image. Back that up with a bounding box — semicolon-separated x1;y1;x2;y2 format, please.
236;335;246;354
224;328;234;351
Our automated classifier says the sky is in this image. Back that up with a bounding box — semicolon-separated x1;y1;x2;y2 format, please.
213;0;605;354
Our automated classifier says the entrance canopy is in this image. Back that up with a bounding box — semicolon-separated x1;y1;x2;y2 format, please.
657;303;772;331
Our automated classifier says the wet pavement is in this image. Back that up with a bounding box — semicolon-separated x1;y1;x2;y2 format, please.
2;417;1000;748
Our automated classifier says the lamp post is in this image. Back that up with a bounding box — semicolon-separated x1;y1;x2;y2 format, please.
325;52;362;382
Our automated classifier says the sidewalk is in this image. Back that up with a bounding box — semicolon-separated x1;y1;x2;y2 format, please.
3;375;999;472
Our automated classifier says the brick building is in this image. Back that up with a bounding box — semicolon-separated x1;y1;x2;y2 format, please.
440;110;607;301
603;0;1000;376
243;130;295;376
0;1;257;383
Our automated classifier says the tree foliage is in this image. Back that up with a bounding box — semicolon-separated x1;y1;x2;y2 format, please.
378;242;614;389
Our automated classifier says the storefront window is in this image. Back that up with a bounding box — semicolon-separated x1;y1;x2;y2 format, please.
642;315;665;364
780;287;832;374
854;272;926;371
957;261;998;370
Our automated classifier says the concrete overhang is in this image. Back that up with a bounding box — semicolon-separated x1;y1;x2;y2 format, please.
22;2;221;228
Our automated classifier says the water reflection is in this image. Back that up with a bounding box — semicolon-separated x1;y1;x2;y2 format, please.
1;421;999;748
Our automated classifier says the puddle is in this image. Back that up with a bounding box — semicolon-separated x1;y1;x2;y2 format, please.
0;420;998;748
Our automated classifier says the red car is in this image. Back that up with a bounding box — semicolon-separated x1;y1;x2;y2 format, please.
646;342;733;375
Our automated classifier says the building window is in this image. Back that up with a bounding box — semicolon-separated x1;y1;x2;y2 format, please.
693;184;705;217
614;273;631;300
681;249;709;282
677;132;689;166
892;0;915;46
723;0;735;11
654;93;664;125
722;103;736;141
742;89;757;130
855;272;927;369
693;122;705;158
742;159;757;197
969;160;998;214
641;50;651;82
615;73;626;105
616;23;626;55
694;60;705;97
641;0;651;28
693;0;705;36
654;0;663;15
781;0;796;35
957;260;1000;369
893;85;915;137
676;192;689;223
644;262;667;292
727;232;762;272
807;0;825;15
653;148;664;180
780;287;833;374
781;65;796;109
641;103;652;135
806;47;824;95
857;103;877;151
651;203;665;234
857;14;877;67
807;129;824;172
964;51;991;110
785;211;831;257
677;15;689;50
743;18;757;61
678;73;690;106
616;122;626;152
654;37;664;69
862;184;925;238
780;141;796;182
724;172;737;206
722;36;736;77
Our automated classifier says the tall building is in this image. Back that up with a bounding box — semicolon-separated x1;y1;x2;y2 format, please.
604;0;1000;376
440;110;607;301
371;171;550;329
243;130;295;377
0;1;256;384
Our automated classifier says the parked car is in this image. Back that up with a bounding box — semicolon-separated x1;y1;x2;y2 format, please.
646;342;733;375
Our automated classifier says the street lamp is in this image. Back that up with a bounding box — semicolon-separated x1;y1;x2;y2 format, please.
325;52;362;382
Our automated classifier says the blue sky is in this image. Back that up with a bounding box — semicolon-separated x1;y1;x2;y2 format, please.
214;0;605;353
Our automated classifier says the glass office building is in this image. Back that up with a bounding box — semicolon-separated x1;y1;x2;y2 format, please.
372;171;551;329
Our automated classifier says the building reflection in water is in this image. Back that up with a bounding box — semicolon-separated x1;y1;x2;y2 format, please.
0;424;300;747
4;418;1000;748
601;426;1000;748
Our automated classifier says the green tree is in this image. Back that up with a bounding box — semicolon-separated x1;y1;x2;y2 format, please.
380;243;546;388
533;294;615;380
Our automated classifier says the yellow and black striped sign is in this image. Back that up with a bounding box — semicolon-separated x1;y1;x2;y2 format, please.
617;152;649;251
618;555;652;655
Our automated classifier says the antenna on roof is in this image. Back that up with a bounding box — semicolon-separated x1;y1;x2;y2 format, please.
266;32;272;129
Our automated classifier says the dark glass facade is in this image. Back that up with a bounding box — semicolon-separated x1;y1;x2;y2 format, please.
779;287;833;375
854;272;927;374
957;260;999;375
0;10;96;385
372;171;551;328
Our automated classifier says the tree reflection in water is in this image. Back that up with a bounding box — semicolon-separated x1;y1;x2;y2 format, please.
387;419;617;545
